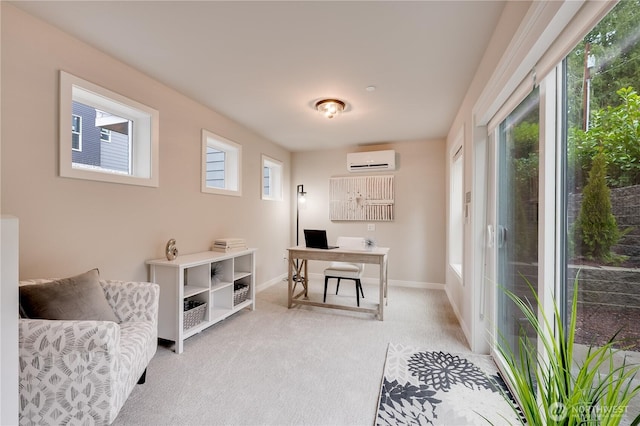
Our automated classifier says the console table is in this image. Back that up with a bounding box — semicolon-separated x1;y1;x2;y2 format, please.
287;246;389;320
147;249;256;353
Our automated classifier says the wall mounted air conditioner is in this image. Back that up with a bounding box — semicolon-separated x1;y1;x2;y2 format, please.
347;150;396;172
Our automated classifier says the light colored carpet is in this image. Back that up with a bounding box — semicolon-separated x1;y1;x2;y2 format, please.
113;278;470;425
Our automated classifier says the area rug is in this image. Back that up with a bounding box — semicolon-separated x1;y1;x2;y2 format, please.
376;343;521;425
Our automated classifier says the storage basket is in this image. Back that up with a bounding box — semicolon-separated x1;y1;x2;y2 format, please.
233;283;249;305
183;300;206;330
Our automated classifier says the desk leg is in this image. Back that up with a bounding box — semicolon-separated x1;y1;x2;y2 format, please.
303;259;309;298
384;256;389;306
378;261;384;321
288;256;294;308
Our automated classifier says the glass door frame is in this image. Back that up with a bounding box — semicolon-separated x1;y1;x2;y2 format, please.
488;65;565;401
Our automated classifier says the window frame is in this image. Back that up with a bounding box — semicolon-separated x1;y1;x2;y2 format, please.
449;127;464;280
100;128;111;143
201;129;242;196
59;71;159;187
261;154;283;201
71;114;82;151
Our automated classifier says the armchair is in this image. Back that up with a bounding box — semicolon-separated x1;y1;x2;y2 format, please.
18;279;159;425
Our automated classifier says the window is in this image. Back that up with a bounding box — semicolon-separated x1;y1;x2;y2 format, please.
100;128;111;143
481;3;640;422
72;115;82;151
201;129;241;196
449;129;464;279
261;155;283;201
563;0;640;360
59;71;159;187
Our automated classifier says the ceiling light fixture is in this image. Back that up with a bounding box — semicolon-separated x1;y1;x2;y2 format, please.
315;98;346;119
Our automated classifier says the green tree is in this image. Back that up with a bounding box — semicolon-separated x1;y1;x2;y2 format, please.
566;0;640;129
570;87;640;188
574;152;620;262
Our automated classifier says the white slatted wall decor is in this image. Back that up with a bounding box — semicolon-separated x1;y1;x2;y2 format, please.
329;175;394;221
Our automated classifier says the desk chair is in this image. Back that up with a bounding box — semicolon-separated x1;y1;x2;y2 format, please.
323;236;366;306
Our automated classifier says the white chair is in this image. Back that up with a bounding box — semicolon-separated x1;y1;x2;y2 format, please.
323;236;366;306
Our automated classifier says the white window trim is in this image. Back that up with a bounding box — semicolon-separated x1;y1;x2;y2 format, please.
59;71;159;187
261;154;283;201
201;129;242;196
449;127;464;281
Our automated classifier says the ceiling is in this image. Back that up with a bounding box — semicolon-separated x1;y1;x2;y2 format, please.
12;1;506;152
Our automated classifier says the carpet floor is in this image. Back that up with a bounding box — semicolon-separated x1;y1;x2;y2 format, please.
113;279;470;425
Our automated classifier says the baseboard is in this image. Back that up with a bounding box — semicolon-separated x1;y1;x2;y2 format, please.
256;273;287;293
303;272;444;290
257;273;446;293
445;285;473;348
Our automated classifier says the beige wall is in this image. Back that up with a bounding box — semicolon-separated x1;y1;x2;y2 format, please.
444;1;531;352
292;140;445;285
1;4;291;285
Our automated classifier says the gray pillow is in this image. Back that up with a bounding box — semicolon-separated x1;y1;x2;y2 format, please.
19;269;119;323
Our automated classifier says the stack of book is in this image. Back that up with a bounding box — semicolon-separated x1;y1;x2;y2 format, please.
211;238;247;253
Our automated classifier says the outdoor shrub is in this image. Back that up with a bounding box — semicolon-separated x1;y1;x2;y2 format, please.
575;152;620;261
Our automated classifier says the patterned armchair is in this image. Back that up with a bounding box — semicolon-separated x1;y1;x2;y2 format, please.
18;280;159;425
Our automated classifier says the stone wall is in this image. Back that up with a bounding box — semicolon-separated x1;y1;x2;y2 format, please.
567;265;640;309
503;263;640;310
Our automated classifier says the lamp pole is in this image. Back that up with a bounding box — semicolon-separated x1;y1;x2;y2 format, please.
295;184;306;283
296;184;306;246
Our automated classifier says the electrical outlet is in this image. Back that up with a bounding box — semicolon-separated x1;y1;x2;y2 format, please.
367;223;376;231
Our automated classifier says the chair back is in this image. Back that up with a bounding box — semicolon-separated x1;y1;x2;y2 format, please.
336;236;365;250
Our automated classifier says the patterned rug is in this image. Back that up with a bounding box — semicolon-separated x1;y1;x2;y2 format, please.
376;343;521;425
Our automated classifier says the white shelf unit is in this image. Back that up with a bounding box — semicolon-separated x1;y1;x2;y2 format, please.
147;248;256;353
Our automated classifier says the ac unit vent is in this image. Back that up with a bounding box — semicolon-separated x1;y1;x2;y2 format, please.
347;150;396;172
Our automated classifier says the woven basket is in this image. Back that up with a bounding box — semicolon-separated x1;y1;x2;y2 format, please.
183;300;206;330
233;283;249;305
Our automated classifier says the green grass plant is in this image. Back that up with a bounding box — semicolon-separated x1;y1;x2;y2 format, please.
494;277;640;425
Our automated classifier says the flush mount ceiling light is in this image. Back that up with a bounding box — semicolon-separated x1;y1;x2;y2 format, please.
315;98;346;119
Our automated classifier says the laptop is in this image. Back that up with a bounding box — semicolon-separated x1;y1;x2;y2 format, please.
304;229;338;249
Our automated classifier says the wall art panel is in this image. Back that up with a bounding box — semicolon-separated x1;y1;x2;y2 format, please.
329;175;394;221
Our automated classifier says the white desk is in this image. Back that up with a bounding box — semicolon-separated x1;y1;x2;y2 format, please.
287;246;389;320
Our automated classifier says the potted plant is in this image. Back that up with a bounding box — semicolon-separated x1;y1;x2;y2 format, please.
494;276;640;425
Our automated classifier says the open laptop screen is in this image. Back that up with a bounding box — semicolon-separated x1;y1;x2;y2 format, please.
303;229;338;249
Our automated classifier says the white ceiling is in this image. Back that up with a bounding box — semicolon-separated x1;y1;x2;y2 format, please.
12;1;505;152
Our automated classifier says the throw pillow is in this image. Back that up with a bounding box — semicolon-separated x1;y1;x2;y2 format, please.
19;268;119;323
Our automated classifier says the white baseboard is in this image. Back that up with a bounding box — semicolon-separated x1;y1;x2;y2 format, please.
445;285;473;348
256;273;287;293
257;273;446;293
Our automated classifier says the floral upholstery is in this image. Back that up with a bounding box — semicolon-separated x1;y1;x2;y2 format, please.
18;280;159;425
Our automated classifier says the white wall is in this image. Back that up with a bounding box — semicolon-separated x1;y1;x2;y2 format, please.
1;4;291;285
0;217;19;426
445;1;530;353
292;140;445;286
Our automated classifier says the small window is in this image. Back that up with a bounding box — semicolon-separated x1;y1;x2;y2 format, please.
201;129;241;196
100;128;111;142
449;131;464;280
72;115;82;151
262;155;283;201
59;71;159;187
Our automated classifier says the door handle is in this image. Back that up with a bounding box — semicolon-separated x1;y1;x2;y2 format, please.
497;225;507;248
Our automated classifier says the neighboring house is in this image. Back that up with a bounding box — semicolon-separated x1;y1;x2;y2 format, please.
71;101;131;174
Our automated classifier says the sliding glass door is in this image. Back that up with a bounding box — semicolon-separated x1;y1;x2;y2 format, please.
495;88;540;374
489;2;639;422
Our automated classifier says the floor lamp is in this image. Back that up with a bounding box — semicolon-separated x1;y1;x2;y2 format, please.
294;184;307;284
